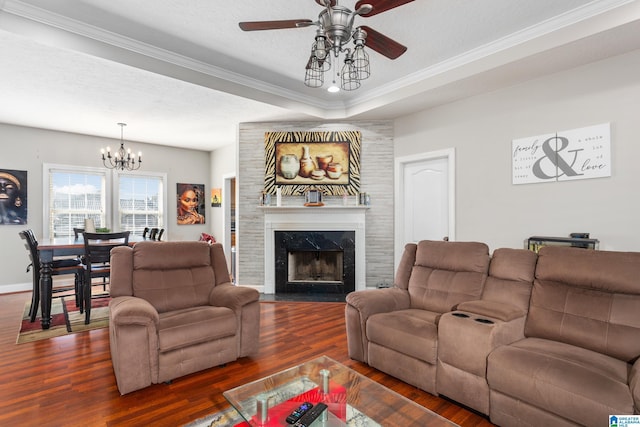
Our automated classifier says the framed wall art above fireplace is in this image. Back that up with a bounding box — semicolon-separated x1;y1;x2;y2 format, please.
263;130;361;196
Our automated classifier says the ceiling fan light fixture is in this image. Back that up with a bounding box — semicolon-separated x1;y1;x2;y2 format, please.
239;0;412;91
352;28;370;80
313;30;329;61
341;53;361;91
304;56;324;88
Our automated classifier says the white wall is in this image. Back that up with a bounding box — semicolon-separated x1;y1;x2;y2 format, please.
395;49;640;252
208;142;236;252
0;123;212;291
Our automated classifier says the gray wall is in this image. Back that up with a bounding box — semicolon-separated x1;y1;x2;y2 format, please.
0;123;212;291
237;121;395;289
395;48;640;252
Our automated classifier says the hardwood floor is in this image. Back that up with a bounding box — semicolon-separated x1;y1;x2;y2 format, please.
0;292;495;427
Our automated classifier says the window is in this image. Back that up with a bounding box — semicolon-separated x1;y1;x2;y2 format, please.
45;165;108;238
43;164;166;239
115;172;165;236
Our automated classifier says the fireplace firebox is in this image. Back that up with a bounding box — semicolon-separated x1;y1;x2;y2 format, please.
274;231;355;294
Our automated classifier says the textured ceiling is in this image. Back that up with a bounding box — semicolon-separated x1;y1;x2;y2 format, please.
0;0;639;150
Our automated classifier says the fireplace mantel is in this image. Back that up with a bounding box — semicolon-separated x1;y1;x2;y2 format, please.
262;206;367;294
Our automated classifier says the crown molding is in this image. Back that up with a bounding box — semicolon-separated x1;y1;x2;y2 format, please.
2;0;637;118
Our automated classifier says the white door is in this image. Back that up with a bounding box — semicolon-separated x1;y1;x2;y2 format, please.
394;149;455;267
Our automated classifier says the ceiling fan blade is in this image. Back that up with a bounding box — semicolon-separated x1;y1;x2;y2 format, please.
360;26;407;60
239;19;313;31
356;0;415;17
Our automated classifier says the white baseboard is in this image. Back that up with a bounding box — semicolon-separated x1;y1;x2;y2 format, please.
0;282;31;294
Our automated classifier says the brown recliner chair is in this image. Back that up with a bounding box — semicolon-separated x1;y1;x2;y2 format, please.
108;241;260;395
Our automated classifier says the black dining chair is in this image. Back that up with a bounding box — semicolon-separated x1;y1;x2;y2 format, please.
142;227;150;239
81;231;130;324
19;229;84;322
149;228;159;240
73;227;85;239
156;228;164;241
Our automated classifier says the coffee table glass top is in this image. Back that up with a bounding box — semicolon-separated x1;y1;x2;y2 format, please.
223;355;457;426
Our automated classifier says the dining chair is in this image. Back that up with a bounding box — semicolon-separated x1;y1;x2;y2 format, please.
142;227;150;238
149;228;159;240
156;228;164;241
73;227;85;239
19;229;84;322
81;231;130;324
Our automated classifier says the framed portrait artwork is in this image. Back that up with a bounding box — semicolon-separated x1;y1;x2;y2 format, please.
263;131;361;196
0;169;27;225
177;183;205;225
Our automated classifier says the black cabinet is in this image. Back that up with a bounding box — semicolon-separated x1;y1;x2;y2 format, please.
527;236;599;253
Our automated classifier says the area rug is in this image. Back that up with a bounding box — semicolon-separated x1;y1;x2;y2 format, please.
16;296;110;344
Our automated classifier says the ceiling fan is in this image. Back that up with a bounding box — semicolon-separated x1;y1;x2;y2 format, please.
239;0;414;91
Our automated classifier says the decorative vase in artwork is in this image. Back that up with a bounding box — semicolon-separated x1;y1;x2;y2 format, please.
299;145;315;178
316;154;333;171
279;154;300;179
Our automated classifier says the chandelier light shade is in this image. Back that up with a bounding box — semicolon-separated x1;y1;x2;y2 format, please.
101;123;142;171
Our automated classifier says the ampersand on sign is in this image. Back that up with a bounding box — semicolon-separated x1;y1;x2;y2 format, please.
532;136;584;180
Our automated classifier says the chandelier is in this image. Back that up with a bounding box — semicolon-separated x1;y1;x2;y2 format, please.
304;3;373;91
101;123;142;171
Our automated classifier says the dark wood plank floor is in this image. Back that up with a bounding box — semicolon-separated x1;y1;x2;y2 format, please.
0;292;495;427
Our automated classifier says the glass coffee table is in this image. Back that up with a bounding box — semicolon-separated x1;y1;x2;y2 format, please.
223;355;458;426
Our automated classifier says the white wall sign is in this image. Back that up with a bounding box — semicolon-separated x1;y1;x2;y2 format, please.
512;123;611;185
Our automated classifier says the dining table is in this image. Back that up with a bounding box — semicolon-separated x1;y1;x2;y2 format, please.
36;235;145;330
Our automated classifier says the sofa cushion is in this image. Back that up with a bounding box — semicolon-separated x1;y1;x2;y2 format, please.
367;309;439;364
158;306;236;353
481;248;537;312
488;337;634;425
526;280;640;362
408;240;489;313
133;267;216;313
526;246;640;362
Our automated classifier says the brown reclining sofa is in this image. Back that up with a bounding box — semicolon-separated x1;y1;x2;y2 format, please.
346;240;640;426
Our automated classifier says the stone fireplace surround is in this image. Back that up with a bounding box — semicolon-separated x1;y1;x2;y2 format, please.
262;206;367;294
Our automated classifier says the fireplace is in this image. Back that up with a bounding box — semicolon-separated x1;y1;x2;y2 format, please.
262;206;367;294
275;231;355;294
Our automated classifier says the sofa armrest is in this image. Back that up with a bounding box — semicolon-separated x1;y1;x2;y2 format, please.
346;287;411;317
631;357;640;413
345;288;410;363
456;300;526;322
110;295;159;325
209;283;259;311
209;284;261;357
108;296;160;395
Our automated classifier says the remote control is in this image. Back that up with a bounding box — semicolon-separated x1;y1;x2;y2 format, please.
293;402;328;427
285;402;313;424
